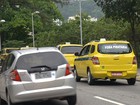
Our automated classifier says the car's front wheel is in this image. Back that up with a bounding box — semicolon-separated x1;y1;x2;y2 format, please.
67;95;77;105
127;78;136;85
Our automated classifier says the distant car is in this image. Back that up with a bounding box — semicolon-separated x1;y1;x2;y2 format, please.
0;48;20;63
20;46;34;50
0;47;77;105
74;38;137;85
57;43;83;70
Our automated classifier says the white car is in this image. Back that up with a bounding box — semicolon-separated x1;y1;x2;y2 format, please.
0;47;77;105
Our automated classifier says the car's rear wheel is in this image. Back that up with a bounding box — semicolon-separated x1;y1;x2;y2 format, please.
87;70;95;85
67;95;77;105
127;78;136;85
110;79;116;82
74;68;81;82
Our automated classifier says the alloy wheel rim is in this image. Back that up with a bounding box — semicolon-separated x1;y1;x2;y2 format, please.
88;72;90;83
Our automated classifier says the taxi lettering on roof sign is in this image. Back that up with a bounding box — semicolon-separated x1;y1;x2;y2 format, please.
74;39;137;85
104;45;128;49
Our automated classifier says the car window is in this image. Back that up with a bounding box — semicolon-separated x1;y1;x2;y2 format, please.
57;46;60;50
80;45;90;56
61;46;82;54
90;45;95;53
98;43;132;54
1;54;15;72
1;60;7;73
16;52;67;71
6;54;15;69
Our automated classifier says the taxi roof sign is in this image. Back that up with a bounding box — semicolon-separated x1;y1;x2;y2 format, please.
100;38;106;42
65;42;71;44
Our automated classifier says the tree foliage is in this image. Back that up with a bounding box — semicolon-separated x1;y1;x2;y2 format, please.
0;0;63;48
94;0;140;61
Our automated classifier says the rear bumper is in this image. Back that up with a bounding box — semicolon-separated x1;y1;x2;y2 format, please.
7;77;76;103
91;65;137;79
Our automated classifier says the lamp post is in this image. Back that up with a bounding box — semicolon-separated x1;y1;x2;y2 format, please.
79;0;83;45
0;19;6;51
32;11;40;47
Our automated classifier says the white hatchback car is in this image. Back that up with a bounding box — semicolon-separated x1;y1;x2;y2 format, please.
0;47;76;105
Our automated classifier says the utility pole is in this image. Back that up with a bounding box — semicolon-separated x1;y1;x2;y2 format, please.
79;0;83;45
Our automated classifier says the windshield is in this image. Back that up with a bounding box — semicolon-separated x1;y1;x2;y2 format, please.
16;52;67;70
61;46;82;54
98;43;132;54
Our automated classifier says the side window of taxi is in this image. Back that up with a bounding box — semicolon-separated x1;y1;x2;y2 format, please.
57;46;61;50
90;45;95;53
1;54;15;73
80;45;90;56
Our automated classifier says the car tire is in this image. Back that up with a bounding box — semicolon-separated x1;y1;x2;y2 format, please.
7;93;14;105
110;79;116;82
127;78;136;85
0;96;6;105
87;70;95;85
67;95;77;105
74;69;81;82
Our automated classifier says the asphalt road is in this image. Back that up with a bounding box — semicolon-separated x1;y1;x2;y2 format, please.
7;79;139;105
76;79;140;105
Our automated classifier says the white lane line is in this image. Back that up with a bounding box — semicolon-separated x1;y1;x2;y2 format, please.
94;96;125;105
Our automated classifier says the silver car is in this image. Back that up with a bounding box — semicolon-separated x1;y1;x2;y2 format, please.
0;47;77;105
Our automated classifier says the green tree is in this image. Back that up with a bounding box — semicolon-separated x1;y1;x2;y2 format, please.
0;0;63;48
94;0;140;61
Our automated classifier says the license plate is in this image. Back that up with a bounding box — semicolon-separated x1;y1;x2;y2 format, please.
112;72;122;76
35;71;55;79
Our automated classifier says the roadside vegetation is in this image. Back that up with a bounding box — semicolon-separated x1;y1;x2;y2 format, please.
0;0;140;64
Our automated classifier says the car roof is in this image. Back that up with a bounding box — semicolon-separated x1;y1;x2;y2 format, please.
58;44;83;47
85;40;130;46
11;47;60;56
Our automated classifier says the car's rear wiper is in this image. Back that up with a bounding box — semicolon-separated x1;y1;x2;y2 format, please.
29;65;56;73
31;65;51;69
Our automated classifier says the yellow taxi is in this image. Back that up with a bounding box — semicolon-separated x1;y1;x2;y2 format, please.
74;38;137;85
57;42;83;70
20;46;34;50
0;48;20;63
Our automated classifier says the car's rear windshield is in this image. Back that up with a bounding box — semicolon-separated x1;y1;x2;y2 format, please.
61;46;82;54
16;52;67;70
98;43;132;54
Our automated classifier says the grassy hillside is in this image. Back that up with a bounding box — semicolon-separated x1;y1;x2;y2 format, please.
57;0;104;20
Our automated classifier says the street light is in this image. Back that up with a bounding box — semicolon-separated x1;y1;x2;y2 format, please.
0;19;6;51
32;11;40;47
79;0;83;45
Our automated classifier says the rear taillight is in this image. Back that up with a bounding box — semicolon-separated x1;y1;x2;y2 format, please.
133;56;137;64
10;70;21;81
65;64;72;76
92;56;100;65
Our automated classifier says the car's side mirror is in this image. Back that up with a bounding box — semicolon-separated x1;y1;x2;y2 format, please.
75;52;79;56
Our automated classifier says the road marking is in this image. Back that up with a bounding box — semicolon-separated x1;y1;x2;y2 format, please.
94;96;125;105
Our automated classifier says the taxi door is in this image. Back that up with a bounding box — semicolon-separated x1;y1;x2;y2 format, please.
76;45;91;77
